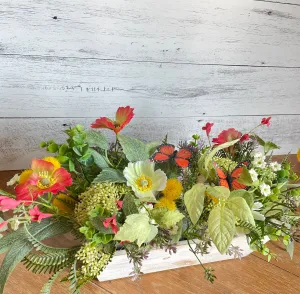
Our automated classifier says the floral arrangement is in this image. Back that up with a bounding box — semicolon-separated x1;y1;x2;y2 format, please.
0;106;299;293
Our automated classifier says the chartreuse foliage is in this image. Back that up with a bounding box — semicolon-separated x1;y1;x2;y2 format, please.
184;184;256;254
114;214;158;247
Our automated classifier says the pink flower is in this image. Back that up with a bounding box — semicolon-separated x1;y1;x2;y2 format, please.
15;159;72;203
0;221;8;230
29;206;52;222
240;134;250;143
116;200;123;210
212;128;242;146
202;122;214;137
91;106;134;134
0;196;22;212
261;117;271;127
103;215;119;234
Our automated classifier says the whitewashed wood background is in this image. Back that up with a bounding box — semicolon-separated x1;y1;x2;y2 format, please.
0;0;300;170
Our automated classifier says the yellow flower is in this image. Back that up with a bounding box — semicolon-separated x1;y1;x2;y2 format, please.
43;157;61;170
19;170;33;184
155;197;176;210
52;193;76;213
297;149;300;162
162;178;183;201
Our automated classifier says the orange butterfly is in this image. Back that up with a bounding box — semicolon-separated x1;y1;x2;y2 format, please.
214;161;249;190
152;144;193;168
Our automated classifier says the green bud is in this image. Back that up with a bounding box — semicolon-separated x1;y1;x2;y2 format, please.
39;141;47;148
47;142;58;153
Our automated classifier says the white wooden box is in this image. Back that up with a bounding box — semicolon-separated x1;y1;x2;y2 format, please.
98;235;253;281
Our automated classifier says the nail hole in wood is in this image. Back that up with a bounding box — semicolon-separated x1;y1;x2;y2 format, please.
53;16;58;20
267;11;272;15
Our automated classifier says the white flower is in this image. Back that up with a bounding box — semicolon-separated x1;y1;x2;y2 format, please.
253;157;266;169
260;183;271;197
252;202;265;221
249;169;258;182
10;218;20;231
6;174;20;186
269;161;281;172
124;160;167;201
139;203;153;214
253;152;264;159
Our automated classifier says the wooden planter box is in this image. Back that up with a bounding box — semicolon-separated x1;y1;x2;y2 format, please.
98;235;253;282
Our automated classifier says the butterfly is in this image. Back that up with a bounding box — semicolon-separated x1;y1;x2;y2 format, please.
214;161;249;190
152;144;193;168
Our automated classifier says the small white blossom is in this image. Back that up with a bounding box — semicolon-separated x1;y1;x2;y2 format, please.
253;157;266;169
253;152;264;159
260;183;271;197
6;174;20;186
252;202;265;221
249;169;258;182
139;203;153;214
10;218;20;231
269;161;281;172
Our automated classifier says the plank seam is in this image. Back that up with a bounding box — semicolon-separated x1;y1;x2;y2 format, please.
254;0;300;7
251;253;300;278
1;53;300;69
89;281;114;294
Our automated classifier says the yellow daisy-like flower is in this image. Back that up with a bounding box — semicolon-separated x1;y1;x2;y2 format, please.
43;157;61;170
155;197;176;210
52;193;76;214
19;169;33;184
162;178;183;201
297;148;300;162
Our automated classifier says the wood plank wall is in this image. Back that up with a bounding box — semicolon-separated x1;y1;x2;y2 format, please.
0;0;300;170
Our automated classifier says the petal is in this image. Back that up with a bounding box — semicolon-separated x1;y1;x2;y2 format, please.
53;168;73;187
31;159;55;175
16;184;39;202
38;212;52;221
19;170;33;184
115;106;134;132
135;190;156;201
91;117;115;130
152;169;167;192
140;160;155;178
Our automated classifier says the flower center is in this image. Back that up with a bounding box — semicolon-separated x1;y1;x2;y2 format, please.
37;172;55;189
135;175;153;192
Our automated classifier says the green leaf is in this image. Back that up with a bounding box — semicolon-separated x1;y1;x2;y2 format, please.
47;142;58;153
68;159;76;172
264;141;280;154
255;135;265;147
90;149;109;168
122;193;139;216
117;134;149;162
0;217;7;232
56;156;69;164
114;214;158;247
208;206;236;254
58;144;69;156
229;190;254;207
89;215;113;234
151;208;184;229
226;197;255;226
0;219;72;293
0;229;26;255
286;240;294;260
92;168;126;183
206;186;230;200
184;184;206;225
171;220;183;243
92;233;114;245
86;130;109;150
205;139;240;170
237;167;253;186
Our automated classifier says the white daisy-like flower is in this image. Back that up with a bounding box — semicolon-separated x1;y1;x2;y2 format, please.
253;151;264;159
124;160;167;201
253;157;266;169
252;202;265;221
260;183;271;197
6;174;20;186
269;161;281;172
249;169;258;182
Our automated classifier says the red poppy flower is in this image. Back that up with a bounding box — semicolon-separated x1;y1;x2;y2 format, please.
261;117;271;127
15;159;72;203
29;206;52;222
212;128;242;145
0;196;22;211
91;106;134;133
103;215;119;234
240;134;250;143
202;122;214;137
116;200;123;210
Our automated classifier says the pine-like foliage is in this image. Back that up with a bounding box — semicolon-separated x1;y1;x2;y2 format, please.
236;220;262;237
41;268;64;294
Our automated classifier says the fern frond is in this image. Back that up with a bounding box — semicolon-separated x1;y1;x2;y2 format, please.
22;249;77;274
41;268;64;294
236;220;262;237
68;261;80;294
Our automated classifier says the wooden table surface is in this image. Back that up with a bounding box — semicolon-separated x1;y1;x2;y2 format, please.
1;155;300;294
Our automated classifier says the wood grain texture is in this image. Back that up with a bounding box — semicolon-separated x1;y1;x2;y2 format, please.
1;55;300;118
0;0;300;66
1;116;300;170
